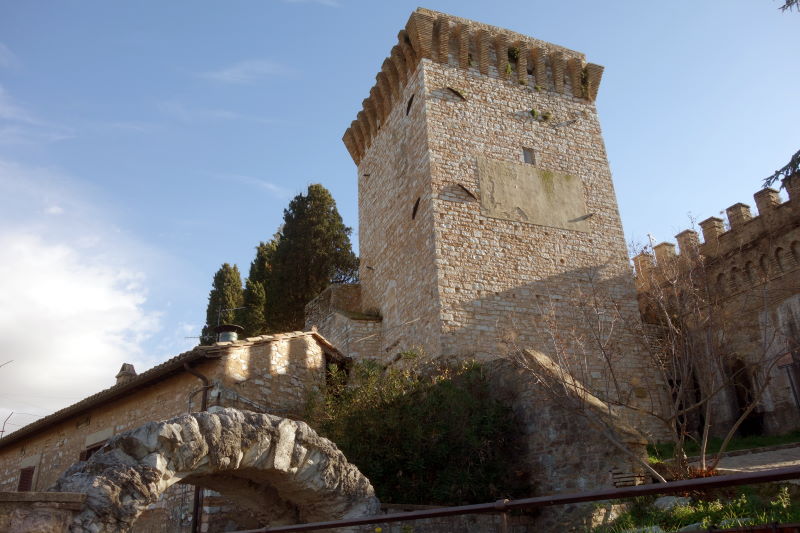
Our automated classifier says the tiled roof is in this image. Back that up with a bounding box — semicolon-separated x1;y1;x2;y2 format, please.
0;331;344;449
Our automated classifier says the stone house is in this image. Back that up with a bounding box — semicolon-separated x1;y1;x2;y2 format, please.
0;331;346;532
633;177;800;437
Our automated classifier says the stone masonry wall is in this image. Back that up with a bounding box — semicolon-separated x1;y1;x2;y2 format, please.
422;58;643;367
356;63;443;359
0;363;213;493
306;285;383;360
0;491;86;533
215;333;328;419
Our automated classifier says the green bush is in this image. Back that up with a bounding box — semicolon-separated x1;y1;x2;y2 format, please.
306;360;530;505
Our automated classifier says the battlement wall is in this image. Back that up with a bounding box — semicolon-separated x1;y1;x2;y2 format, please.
633;174;800;296
342;8;604;165
632;175;800;436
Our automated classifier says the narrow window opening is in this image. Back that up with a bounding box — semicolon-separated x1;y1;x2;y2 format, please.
79;441;105;462
412;197;421;220
716;273;726;295
457;183;478;200
17;466;34;492
776;248;786;272
744;261;754;283
446;87;465;100
406;94;415;116
523;147;535;165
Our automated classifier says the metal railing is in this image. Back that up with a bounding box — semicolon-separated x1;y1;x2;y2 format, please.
232;465;800;532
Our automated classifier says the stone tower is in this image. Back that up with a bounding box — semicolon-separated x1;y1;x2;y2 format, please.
306;9;663;502
310;8;647;373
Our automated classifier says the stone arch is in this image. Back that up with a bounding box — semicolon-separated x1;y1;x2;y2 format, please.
51;407;379;532
744;261;755;283
715;272;726;296
792;241;800;266
759;254;770;278
729;266;740;292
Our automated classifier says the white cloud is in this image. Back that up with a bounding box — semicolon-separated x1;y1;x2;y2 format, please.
158;100;276;124
281;0;340;6
0;85;73;145
100;120;158;133
0;233;159;431
216;173;293;199
0;160;162;434
0;43;16;69
0;85;36;124
200;59;291;84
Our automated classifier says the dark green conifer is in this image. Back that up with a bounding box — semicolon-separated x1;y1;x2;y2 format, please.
241;278;267;337
265;184;358;332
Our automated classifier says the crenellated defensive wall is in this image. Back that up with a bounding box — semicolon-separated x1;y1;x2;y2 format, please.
342;8;605;165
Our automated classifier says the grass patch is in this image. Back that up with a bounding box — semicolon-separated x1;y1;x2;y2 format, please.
593;484;800;532
647;430;800;463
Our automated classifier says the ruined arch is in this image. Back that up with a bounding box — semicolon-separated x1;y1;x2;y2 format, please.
744;261;755;283
51;407;379;532
792;240;800;266
759;254;770;278
730;266;741;291
715;272;727;296
775;247;786;272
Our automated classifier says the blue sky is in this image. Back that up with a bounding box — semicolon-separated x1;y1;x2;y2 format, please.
0;1;797;430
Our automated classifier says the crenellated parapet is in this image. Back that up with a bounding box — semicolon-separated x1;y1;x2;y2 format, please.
634;174;800;293
342;8;605;165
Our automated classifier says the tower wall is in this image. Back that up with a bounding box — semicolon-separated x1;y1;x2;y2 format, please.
422;57;644;372
356;65;444;358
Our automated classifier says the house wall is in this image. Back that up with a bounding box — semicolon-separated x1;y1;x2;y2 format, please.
0;363;216;493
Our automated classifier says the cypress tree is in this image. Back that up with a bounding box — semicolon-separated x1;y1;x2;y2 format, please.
201;263;244;344
241;278;267;337
248;238;278;288
265;184;358;332
239;238;278;337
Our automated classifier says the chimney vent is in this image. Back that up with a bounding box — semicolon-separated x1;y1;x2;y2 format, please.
115;363;137;385
214;324;244;343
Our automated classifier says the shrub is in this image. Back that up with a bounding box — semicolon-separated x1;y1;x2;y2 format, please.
306;360;530;505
